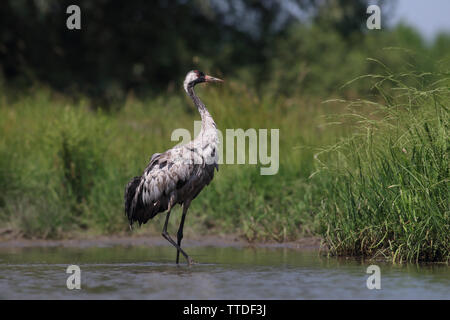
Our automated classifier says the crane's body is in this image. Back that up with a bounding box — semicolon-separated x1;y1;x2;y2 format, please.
124;70;222;265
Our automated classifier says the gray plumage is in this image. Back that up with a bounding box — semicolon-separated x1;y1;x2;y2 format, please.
125;146;218;226
124;70;222;264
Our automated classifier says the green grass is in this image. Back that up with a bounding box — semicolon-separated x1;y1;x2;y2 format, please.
0;82;344;241
316;70;449;263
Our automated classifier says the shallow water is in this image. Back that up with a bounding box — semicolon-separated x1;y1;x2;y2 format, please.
0;244;448;299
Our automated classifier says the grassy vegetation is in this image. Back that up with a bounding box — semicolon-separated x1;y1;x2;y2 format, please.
316;70;449;263
0;25;448;263
0;82;345;240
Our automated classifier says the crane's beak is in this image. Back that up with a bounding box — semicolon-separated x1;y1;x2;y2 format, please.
204;75;223;83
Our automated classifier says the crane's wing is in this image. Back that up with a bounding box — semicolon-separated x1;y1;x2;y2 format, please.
125;146;215;226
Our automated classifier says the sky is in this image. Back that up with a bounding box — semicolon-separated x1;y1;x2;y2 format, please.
388;0;450;40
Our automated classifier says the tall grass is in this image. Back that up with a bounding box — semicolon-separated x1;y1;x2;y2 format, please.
316;70;449;263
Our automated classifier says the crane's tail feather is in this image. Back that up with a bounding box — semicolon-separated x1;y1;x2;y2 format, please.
124;176;167;227
124;176;142;227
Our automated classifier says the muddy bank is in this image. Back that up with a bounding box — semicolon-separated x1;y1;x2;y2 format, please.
0;233;323;251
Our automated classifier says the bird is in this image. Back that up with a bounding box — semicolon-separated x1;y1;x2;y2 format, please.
124;70;223;265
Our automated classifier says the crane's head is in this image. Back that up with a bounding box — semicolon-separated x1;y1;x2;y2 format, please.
183;70;223;93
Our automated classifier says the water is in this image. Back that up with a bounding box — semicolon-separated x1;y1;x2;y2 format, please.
0;244;448;299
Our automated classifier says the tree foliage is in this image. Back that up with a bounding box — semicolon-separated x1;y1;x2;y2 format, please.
0;0;374;104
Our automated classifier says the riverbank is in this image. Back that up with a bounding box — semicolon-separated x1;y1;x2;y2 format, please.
0;231;323;251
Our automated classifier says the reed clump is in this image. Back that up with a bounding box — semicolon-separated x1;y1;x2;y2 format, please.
316;70;449;263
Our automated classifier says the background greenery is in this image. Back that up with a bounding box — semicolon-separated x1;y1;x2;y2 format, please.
0;0;448;262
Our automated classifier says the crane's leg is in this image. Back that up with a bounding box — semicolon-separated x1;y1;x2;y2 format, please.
161;209;193;265
176;200;191;264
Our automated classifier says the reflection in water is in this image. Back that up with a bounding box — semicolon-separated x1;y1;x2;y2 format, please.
0;245;448;299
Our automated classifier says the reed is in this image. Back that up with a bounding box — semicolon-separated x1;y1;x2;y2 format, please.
316;70;449;262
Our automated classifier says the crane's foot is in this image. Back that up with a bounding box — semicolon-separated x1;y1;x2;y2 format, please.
176;255;195;266
187;256;195;266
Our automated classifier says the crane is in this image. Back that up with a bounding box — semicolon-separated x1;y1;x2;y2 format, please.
124;70;223;265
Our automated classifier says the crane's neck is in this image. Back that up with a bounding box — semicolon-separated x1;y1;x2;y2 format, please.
187;86;216;132
186;85;220;167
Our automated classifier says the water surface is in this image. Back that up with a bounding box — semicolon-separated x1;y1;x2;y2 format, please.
0;245;448;299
